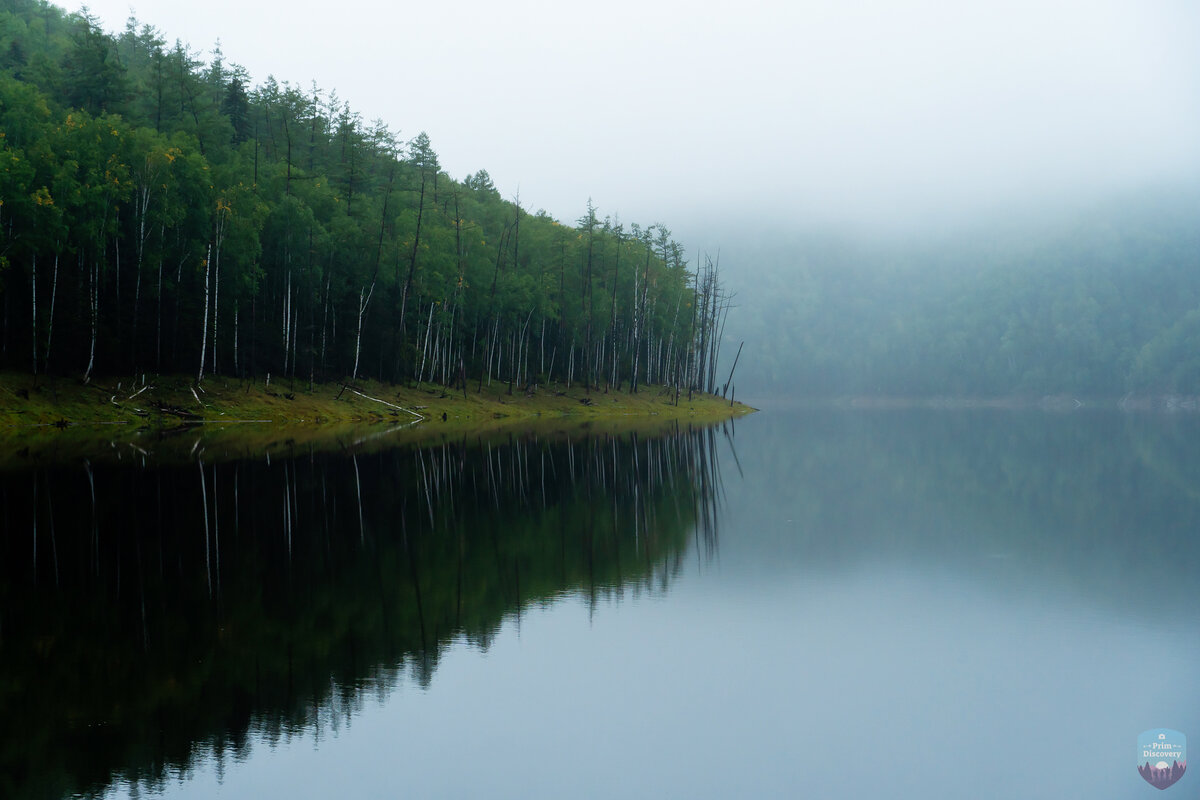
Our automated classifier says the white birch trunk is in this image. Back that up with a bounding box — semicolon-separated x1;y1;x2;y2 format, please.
198;243;212;384
282;271;291;376
30;254;36;375
45;254;57;373
233;301;239;375
211;223;222;375
84;258;98;383
418;301;434;383
351;278;376;381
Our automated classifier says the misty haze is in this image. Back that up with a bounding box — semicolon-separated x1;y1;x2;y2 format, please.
1;0;1198;798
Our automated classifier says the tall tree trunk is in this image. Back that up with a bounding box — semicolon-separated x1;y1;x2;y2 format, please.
608;230;621;390
44;254;58;374
132;181;152;373
198;243;212;384
351;280;375;381
210;241;219;376
211;220;222;375
84;255;99;383
321;266;331;373
155;224;165;370
30;254;36;376
396;174;426;378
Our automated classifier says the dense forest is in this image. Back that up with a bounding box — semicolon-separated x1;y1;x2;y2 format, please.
726;190;1200;399
0;1;734;396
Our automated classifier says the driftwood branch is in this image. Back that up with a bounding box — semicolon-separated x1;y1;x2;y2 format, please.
151;400;202;420
722;340;744;398
349;389;425;420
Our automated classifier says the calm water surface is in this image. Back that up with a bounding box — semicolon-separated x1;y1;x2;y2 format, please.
2;410;1199;799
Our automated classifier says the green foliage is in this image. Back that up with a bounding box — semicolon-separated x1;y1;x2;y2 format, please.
1129;308;1200;394
60;9;127;116
0;1;712;390
728;199;1200;398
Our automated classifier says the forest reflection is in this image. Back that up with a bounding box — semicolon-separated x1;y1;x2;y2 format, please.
0;422;728;800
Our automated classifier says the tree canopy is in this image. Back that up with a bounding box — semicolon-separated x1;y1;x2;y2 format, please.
0;1;733;397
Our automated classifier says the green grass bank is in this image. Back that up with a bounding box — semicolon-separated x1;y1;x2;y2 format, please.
0;372;756;467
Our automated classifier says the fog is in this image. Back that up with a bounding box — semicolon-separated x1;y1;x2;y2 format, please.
77;0;1200;243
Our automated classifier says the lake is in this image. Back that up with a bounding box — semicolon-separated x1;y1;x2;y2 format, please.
2;409;1198;799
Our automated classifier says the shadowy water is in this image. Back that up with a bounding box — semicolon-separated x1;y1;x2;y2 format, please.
0;425;723;800
698;409;1200;799
2;410;1199;799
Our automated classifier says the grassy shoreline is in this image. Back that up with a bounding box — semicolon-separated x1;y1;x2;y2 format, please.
0;372;755;466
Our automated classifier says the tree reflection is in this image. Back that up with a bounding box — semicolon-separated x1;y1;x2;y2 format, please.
0;423;727;800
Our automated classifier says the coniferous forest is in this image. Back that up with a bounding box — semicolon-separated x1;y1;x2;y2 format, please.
725;194;1200;400
0;1;733;396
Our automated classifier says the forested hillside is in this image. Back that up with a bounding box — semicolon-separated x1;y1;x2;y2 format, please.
726;191;1200;398
0;1;733;396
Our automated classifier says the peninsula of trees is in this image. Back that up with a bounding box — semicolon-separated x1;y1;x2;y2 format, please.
0;1;735;402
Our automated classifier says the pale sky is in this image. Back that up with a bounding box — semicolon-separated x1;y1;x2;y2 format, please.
75;0;1200;244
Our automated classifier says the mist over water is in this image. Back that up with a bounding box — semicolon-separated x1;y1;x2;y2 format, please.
3;410;1198;799
6;2;1200;795
710;183;1200;401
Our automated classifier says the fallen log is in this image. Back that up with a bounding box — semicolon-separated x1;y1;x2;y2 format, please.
152;400;203;421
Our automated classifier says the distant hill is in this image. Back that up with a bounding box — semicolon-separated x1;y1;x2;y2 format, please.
721;188;1200;398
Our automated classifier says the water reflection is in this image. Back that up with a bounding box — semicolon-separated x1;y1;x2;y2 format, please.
722;409;1200;616
6;409;1200;800
0;423;726;800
